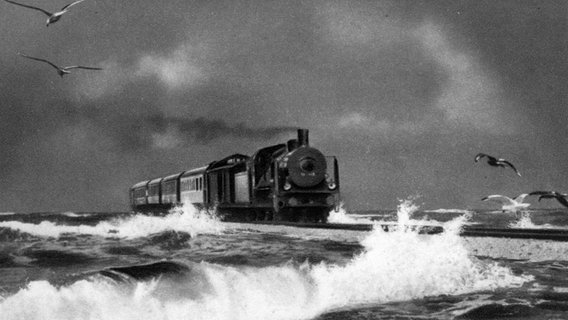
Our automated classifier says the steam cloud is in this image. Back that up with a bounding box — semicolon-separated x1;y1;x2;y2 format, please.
148;115;298;142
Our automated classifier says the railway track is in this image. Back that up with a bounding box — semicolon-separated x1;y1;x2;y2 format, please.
244;220;568;242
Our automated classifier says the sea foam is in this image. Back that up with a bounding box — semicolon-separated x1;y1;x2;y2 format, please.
0;200;531;320
327;202;374;224
0;203;223;239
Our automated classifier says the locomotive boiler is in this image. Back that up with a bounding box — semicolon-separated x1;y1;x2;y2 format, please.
129;129;340;223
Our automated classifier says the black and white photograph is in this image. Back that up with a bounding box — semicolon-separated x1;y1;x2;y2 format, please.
1;0;567;319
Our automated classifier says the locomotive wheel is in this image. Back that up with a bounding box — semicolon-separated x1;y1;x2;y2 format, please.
274;212;282;222
294;208;327;223
298;209;311;223
245;210;256;222
274;209;295;222
255;210;266;222
318;209;329;223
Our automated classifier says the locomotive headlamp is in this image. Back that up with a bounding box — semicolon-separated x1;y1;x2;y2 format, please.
326;195;335;205
328;181;337;190
288;197;298;206
283;182;292;191
300;157;316;173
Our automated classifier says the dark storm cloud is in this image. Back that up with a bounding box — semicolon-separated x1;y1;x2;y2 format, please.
0;66;82;176
421;1;568;169
441;2;568;108
0;0;567;212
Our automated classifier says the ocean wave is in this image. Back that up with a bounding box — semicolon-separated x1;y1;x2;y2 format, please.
328;202;374;224
0;227;37;242
61;212;81;218
424;208;476;215
0;203;223;240
0;200;532;320
508;211;566;229
147;230;192;250
21;249;95;267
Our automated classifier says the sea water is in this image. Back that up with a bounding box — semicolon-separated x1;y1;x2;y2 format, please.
0;201;567;320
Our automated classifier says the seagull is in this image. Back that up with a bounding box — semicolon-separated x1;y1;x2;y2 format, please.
481;194;531;213
528;191;568;208
474;153;521;176
19;54;102;77
4;0;87;27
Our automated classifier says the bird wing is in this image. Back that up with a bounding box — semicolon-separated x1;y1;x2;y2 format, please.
554;195;568;208
500;160;521;176
64;65;103;71
529;191;553;196
475;153;499;163
4;0;52;16
61;0;86;11
475;153;488;162
482;195;514;205
538;195;555;202
514;193;529;203
19;54;61;71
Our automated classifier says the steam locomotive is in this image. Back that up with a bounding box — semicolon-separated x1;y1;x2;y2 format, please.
129;129;340;223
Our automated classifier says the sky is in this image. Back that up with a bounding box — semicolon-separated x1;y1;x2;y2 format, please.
0;0;567;212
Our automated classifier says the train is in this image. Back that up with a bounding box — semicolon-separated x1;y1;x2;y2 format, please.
129;129;340;223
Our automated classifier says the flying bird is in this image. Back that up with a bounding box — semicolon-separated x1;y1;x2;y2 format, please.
4;0;87;26
481;194;531;213
474;153;522;176
528;191;568;208
19;54;102;77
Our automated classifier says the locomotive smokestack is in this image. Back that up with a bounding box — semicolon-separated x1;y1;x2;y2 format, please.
297;129;309;146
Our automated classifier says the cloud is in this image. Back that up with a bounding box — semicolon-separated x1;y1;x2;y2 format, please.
336;112;432;138
415;22;516;135
71;58;128;100
72;43;210;100
151;128;184;149
338;112;391;133
1;0;564;212
136;43;209;90
316;1;401;48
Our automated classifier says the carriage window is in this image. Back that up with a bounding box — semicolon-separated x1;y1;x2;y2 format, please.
182;176;203;191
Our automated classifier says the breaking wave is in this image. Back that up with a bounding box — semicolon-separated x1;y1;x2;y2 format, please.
0;200;531;320
508;211;561;229
61;212;81;218
327;202;374;224
0;227;38;242
0;203;223;239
